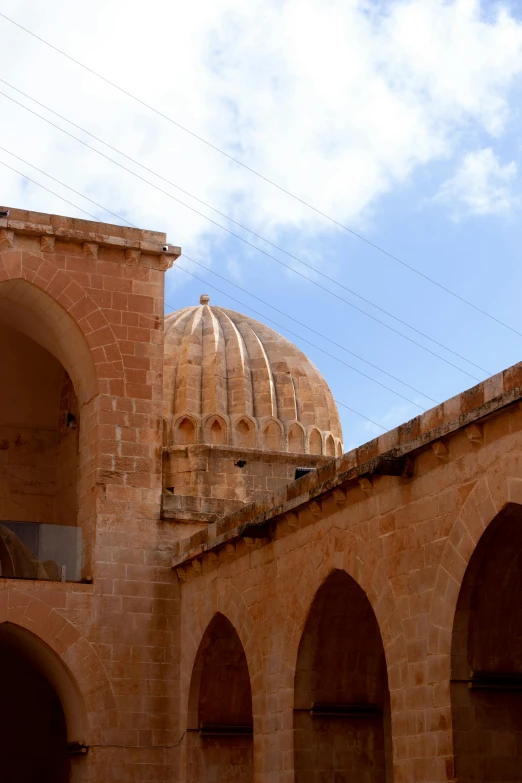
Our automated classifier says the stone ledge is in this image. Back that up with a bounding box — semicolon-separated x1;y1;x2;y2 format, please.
0;207;181;263
172;364;522;569
164;443;330;464
161;492;243;522
0;577;95;592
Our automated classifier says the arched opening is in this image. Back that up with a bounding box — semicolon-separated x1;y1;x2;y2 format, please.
336;441;343;456
0;323;81;581
177;417;196;445
0;622;87;783
309;429;322;455
205;416;226;446
236;418;255;448
294;570;392;781
288;423;304;454
0;279;98;581
325;434;335;457
451;503;522;782
187;613;253;782
263;420;282;451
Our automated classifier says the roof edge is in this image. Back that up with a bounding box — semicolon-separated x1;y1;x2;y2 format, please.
172;358;522;568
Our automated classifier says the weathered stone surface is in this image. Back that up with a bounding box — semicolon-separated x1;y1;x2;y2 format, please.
1;206;522;783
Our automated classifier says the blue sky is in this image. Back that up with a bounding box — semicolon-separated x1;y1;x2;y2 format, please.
2;0;522;449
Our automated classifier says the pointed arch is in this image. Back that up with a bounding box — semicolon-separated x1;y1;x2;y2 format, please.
0;275;99;406
203;414;228;446
0;591;117;746
288;422;305;454
325;433;335;457
309;428;323;455
174;414;198;445
235;416;256;448
263;418;283;451
187;613;253;782
450;502;522;782
294;569;392;780
0;272;110;575
0;621;87;743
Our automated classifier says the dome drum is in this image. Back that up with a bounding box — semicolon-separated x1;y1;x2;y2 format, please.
164;412;342;456
162;297;343;524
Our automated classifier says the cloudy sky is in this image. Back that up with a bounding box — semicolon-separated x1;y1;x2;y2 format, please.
2;0;522;449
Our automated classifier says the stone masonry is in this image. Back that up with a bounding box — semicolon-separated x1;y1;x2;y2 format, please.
1;207;522;783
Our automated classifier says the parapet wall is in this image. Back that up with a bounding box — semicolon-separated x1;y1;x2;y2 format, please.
173;358;522;567
162;444;329;523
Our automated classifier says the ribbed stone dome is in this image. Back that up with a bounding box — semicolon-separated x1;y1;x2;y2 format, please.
163;296;343;456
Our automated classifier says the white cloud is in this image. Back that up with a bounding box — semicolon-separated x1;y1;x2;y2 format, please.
437;147;519;217
1;0;522;266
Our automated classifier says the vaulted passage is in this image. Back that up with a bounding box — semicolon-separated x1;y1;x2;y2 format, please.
451;503;522;782
187;613;253;782
0;626;70;782
294;570;392;782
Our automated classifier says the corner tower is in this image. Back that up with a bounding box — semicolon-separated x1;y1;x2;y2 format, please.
162;294;343;527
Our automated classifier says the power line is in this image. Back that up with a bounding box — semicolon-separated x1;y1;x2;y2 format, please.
0;155;424;411
0;144;438;405
171;263;428;411
0;77;491;378
0;159;100;222
0;147;136;228
180;254;439;404
0;157;389;431
0;92;484;382
1;10;520;340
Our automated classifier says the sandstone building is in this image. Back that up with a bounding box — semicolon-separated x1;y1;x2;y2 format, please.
1;206;522;782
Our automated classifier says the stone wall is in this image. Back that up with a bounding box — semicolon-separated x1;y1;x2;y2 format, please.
2;206;522;783
174;364;522;783
162;444;329;524
0;208;183;783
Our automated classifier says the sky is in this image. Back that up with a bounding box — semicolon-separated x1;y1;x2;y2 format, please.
1;0;522;450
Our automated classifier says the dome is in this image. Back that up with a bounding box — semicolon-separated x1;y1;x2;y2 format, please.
163;295;343;456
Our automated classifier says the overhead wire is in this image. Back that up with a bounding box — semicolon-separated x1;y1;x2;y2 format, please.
1;144;439;405
0;76;491;378
0;154;421;413
178;253;439;404
0;147;433;415
1;10;520;340
0;91;484;382
0;157;392;430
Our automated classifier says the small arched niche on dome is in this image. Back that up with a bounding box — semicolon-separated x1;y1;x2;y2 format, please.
336;440;343;457
205;416;227;446
176;416;196;446
309;428;322;456
236;418;255;449
325;434;335;457
263;420;282;451
288;423;305;454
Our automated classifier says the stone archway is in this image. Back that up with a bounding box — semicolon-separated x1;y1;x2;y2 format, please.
186;613;254;782
0;593;117;741
0;270;111;579
0;621;89;783
293;569;392;781
451;502;522;782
